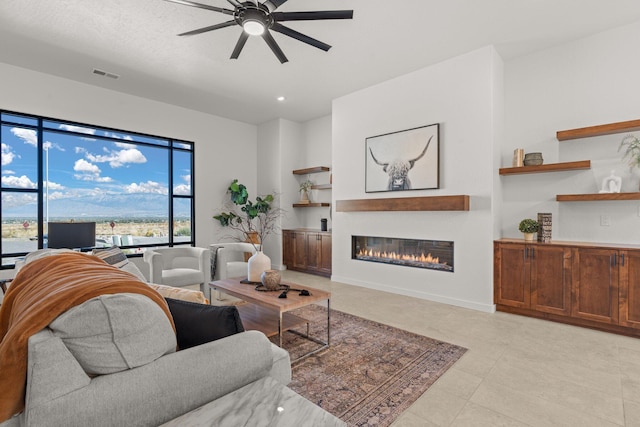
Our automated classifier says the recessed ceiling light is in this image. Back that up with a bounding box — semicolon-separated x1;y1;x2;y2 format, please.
277;96;285;101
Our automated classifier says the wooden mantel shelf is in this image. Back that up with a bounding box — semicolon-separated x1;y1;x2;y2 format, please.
557;119;640;141
499;160;591;175
335;195;469;212
556;192;640;202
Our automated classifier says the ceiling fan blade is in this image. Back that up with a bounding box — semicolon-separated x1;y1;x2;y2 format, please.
271;23;331;51
225;0;242;7
178;20;236;36
163;0;234;16
262;30;288;63
230;32;249;59
272;10;353;21
263;0;289;12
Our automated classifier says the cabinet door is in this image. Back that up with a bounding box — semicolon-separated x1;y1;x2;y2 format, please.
494;242;530;308
619;250;640;329
319;233;332;274
572;248;619;324
293;231;308;270
530;246;572;316
282;230;294;269
306;232;320;270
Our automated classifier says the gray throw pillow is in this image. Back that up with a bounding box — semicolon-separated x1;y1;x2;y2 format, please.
92;246;148;282
50;293;176;375
91;245;129;268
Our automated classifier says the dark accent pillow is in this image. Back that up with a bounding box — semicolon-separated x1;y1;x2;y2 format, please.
165;298;245;350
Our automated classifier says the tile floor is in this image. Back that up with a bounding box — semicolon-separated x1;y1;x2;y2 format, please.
226;270;640;427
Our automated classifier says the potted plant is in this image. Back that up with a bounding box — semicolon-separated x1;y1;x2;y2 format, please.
618;134;640;190
213;179;284;281
299;179;314;204
518;218;539;241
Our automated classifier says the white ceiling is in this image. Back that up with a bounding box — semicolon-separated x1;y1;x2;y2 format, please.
2;0;640;125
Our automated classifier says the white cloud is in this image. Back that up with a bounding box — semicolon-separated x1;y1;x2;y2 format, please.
1;192;37;208
47;191;66;200
1;143;16;166
104;131;134;143
74;174;113;182
73;159;112;182
59;124;96;135
43;141;64;152
115;148;146;166
74;159;101;174
86;147;147;168
173;174;191;195
2;169;16;175
125;181;167;195
1;175;36;189
173;184;191;195
10;128;37;147
45;181;65;190
114;141;136;149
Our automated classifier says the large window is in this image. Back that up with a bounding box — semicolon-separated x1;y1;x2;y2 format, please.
1;111;195;267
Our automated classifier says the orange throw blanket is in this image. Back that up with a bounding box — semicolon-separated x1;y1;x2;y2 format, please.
0;252;175;422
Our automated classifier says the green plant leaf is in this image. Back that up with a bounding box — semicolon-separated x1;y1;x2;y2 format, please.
228;179;248;205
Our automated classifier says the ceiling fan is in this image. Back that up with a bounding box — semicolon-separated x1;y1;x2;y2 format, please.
164;0;354;63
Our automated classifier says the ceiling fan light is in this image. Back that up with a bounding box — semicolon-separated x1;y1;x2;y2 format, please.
243;20;265;36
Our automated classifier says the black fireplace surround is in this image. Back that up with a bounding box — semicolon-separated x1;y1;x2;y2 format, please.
352;235;453;272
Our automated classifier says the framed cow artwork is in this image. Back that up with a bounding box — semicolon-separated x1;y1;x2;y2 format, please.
365;123;440;193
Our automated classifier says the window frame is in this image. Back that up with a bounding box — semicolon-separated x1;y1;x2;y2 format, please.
0;110;196;268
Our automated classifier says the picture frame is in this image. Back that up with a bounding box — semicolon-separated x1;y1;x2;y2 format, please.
365;123;439;193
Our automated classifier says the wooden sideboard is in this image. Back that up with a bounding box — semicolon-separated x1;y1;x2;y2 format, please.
283;229;331;277
494;239;640;337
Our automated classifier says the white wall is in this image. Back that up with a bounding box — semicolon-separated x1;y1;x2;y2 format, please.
259;116;333;223
299;115;332;230
503;20;640;243
0;62;258;259
331;46;503;312
256;118;310;268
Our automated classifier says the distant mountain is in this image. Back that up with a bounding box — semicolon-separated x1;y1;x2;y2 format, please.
4;193;191;219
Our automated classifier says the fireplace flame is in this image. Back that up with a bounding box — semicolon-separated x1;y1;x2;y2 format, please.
357;248;447;266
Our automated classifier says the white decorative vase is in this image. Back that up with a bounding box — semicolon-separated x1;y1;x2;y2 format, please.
523;232;535;242
248;251;271;282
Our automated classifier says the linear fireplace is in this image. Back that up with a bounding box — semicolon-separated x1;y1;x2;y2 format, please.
352;235;454;272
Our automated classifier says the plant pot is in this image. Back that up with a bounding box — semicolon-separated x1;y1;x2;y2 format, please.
299;190;310;204
523;152;543;166
523;232;535;241
248;251;271;282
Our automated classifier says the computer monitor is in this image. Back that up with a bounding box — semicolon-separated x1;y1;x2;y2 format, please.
47;222;96;249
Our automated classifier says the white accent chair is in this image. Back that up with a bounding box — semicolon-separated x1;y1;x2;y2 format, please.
143;247;211;300
209;242;258;302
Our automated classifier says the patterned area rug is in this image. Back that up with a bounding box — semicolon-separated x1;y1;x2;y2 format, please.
277;305;467;427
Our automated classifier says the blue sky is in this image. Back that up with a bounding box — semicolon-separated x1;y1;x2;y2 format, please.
1;122;192;218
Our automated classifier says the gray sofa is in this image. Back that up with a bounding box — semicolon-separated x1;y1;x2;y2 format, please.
0;296;291;427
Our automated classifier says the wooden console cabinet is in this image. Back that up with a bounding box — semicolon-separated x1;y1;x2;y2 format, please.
495;239;640;337
283;229;331;277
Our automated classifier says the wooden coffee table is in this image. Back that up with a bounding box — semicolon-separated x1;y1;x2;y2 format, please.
210;277;331;362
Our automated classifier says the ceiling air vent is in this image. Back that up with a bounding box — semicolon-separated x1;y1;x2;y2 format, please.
92;68;120;79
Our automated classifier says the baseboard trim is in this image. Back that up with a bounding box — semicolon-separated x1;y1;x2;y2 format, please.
331;275;496;313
